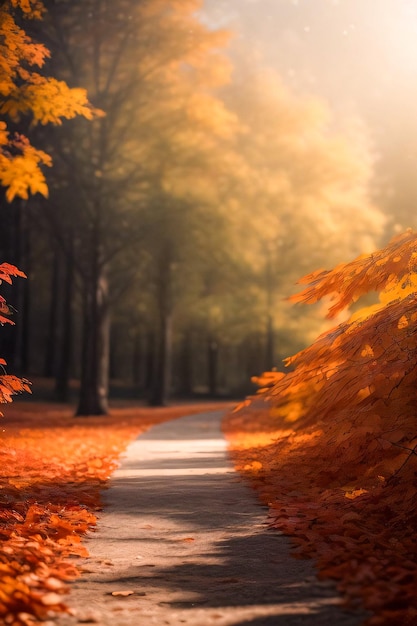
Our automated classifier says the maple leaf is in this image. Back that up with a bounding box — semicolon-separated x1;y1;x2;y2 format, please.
289;229;417;318
0;263;27;282
0;375;32;404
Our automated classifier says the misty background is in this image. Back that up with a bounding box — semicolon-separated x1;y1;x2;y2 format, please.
1;0;415;413
204;0;417;228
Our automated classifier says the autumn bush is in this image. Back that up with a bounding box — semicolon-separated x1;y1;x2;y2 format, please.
224;229;417;626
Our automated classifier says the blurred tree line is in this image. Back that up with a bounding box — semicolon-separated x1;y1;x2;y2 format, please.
0;0;386;414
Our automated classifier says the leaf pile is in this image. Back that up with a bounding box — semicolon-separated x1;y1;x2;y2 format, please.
0;400;228;625
224;230;417;626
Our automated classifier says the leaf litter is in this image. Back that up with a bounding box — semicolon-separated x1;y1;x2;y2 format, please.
0;400;228;625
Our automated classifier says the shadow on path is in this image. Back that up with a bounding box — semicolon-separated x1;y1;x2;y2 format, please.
57;411;366;626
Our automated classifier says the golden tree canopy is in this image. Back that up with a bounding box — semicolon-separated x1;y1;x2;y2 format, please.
0;0;99;201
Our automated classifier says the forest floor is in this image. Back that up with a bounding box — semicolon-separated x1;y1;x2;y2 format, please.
0;401;367;626
0;400;232;625
45;409;363;626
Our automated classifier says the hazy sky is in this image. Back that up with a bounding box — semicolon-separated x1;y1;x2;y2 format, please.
202;0;417;223
203;0;417;114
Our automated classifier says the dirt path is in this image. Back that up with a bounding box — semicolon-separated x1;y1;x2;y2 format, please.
55;410;366;626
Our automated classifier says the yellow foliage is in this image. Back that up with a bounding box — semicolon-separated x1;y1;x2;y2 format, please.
0;121;9;146
0;9;49;92
0;145;51;201
3;78;100;125
10;0;44;18
0;0;99;202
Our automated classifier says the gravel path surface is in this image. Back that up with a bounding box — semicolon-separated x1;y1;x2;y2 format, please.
55;410;366;626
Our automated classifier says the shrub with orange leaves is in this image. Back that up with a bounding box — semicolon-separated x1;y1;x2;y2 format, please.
224;230;417;626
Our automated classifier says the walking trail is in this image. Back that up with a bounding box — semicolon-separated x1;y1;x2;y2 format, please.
56;410;365;626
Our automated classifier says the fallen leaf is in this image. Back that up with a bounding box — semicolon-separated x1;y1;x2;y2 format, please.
40;592;64;606
111;590;135;597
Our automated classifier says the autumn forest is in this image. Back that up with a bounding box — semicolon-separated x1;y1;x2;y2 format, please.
1;0;389;414
1;0;417;625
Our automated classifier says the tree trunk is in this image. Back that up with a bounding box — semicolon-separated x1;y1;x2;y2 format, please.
13;200;31;375
76;269;110;416
148;246;174;406
54;238;74;403
149;310;172;406
132;328;142;387
265;247;275;371
44;248;61;378
144;329;155;393
109;325;117;381
265;312;274;371
177;329;193;396
207;335;218;396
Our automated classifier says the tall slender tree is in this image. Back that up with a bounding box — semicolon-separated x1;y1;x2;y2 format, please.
0;0;97;409
222;68;386;367
30;0;235;413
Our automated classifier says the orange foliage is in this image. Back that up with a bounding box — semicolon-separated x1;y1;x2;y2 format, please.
0;401;229;624
0;265;30;416
289;228;417;318
225;231;417;626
